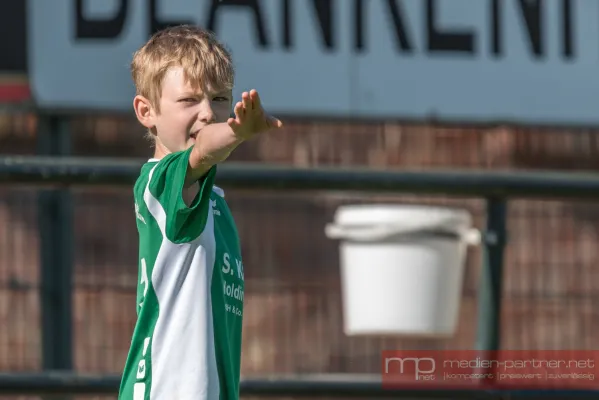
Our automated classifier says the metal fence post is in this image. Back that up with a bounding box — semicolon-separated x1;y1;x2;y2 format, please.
37;115;73;371
476;197;508;353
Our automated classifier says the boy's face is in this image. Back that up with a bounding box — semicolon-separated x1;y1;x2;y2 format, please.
135;66;233;156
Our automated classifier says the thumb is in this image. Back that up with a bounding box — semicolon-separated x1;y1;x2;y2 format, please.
268;115;283;129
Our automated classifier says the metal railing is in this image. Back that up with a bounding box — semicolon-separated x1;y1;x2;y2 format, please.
3;154;599;197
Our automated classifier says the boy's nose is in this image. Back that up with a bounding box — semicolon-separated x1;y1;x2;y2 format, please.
198;103;216;124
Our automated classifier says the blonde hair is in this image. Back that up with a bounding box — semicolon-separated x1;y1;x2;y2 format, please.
131;25;235;114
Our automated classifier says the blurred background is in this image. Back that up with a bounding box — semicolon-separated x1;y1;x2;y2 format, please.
2;0;599;399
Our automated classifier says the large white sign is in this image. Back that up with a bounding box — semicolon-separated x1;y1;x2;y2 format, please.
28;0;599;125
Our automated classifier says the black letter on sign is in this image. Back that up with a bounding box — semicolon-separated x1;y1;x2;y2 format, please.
491;0;501;56
354;0;413;53
282;0;334;50
354;0;364;50
282;0;292;48
207;0;268;47
150;0;193;35
75;0;128;39
516;0;543;58
562;0;574;59
427;0;474;53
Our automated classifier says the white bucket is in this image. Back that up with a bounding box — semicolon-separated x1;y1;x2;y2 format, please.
325;204;480;337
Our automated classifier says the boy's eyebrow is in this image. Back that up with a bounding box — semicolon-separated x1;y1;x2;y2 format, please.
178;91;201;97
180;87;231;97
213;89;232;96
177;86;207;97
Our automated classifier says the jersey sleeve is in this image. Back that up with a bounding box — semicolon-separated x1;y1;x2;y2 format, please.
147;147;217;243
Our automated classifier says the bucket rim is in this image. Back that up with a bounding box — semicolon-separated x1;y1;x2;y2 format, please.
332;203;473;229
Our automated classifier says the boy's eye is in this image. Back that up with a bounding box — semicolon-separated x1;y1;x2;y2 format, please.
213;96;229;102
180;98;196;102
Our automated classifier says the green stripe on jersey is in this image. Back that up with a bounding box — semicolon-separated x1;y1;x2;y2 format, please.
119;147;244;400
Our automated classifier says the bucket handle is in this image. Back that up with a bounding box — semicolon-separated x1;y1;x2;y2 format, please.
325;223;481;245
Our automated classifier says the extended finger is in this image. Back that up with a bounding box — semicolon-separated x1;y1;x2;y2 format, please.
234;101;244;121
250;89;261;111
241;92;251;113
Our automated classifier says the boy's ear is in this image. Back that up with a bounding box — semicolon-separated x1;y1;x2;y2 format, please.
133;95;155;129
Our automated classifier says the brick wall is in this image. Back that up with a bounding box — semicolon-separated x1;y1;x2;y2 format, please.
1;113;599;376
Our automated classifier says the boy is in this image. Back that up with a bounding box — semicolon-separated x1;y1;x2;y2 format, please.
118;25;283;400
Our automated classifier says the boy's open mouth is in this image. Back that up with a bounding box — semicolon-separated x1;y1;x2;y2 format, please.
190;132;197;139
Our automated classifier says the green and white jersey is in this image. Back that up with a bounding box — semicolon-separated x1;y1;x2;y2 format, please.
119;147;244;400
